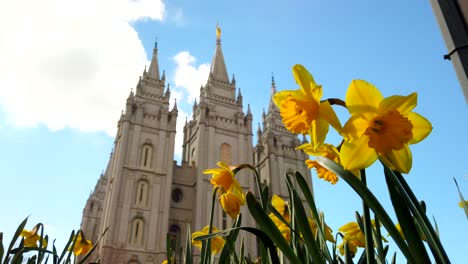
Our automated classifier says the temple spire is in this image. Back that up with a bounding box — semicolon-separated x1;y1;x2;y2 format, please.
147;37;160;80
210;24;230;83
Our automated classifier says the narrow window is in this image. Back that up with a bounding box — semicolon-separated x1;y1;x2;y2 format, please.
130;218;144;246
135;181;148;207
140;145;153;168
220;143;232;164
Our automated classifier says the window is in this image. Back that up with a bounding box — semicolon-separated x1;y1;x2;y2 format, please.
168;224;180;251
130;218;144;246
140;144;153;168
135;181;148;207
220;143;231;164
171;188;183;203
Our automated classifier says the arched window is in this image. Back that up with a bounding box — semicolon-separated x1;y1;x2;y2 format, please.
130;218;144;246
220;143;232;164
168;224;181;251
135;181;148;207
140;144;153;168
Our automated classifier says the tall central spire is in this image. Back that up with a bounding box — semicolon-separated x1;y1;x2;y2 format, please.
210;24;230;83
147;38;160;80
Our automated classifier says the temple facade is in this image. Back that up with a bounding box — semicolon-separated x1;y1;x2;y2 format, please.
80;28;312;264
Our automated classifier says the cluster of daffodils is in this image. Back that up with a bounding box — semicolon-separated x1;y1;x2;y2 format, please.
275;64;432;184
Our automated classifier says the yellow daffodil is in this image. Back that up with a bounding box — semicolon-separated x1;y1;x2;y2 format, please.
204;162;235;191
69;233;93;256
192;226;225;254
203;162;245;218
20;228;47;248
337;221;365;257
298;143;341;184
340;80;432;173
459;200;468;208
162;258;174;264
308;217;335;243
273;64;341;150
268;195;291;241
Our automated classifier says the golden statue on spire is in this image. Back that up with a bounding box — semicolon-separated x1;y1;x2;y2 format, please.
216;24;222;40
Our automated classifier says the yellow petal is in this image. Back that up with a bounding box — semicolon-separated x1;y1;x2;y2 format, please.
292;64;317;95
271;194;286;213
319;100;342;131
406;112;432;144
308;117;329;150
346;80;383;115
273;89;304;108
191;231;205;248
379;144;412;173
211;236;225;254
340;136;378;171
340;115;372;141
216;161;233;173
379;93;417;115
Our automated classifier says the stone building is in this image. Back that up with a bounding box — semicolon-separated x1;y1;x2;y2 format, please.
80;28;312;264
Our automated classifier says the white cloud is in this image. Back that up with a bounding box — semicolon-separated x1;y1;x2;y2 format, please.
173;51;210;103
0;0;166;135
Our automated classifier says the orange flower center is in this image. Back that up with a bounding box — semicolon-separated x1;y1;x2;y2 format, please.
280;94;319;134
365;110;413;154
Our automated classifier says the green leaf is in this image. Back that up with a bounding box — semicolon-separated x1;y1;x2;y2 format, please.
245;191;298;263
315;156;415;263
194;226;280;264
454;178;468;220
386;167;450;263
291;189;324;264
0;232;4;262
384;166;430;263
3;217;28;264
185;223;193;264
219;214;242;264
294;172;333;263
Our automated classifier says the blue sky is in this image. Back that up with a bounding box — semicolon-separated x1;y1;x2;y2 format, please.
0;0;466;262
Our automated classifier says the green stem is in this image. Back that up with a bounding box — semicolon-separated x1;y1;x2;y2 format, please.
234;164;267;210
360;170;375;264
204;186;219;264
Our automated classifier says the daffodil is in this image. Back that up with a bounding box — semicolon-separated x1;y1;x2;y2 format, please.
192;226;225;254
298;143;341;184
20;228;47;248
69;232;93;256
338;220;387;256
340;80;432;173
268;195;291;241
459;200;468;208
162;258;174;264
273;64;341;150
203;162;245;218
308;217;335;243
337;221;365;257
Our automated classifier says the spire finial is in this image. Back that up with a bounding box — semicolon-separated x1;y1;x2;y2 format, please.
271;72;275;85
154;36;158;49
216;23;221;43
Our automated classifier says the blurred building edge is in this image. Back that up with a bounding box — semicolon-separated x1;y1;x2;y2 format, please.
431;0;468;102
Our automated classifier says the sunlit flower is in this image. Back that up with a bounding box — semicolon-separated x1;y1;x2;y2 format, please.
338;220;387;257
192;226;225;254
204;162;245;219
204;161;235;191
273;64;341;150
337;221;364;257
308;217;335;243
268;195;291;241
299;143;341;184
340;80;432;173
69;232;93;256
162;258;174;264
20;228;47;248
